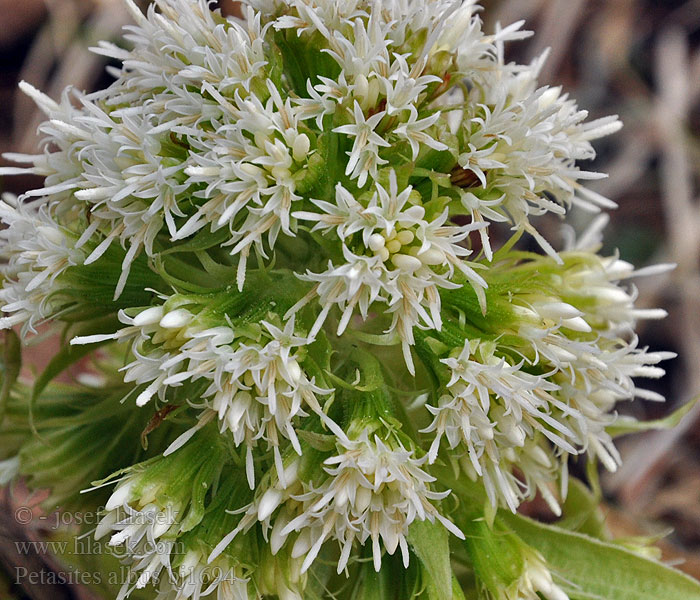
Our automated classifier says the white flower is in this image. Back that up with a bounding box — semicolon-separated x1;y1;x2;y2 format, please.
180;82;314;289
516;549;570;600
432;0;481;54
557;254;670;333
208;456;304;566
296;74;349;127
293;182;369;240
10;82;194;297
438;6;531;67
458;190;510;261
94;0;267;100
333;101;391;188
296;246;387;335
0;83;85;205
190;318;336;487
91;431;233;600
383;54;441;116
322;12;392;80
291;431;462;573
393;107;448;160
450;81;621;258
5;1;276;296
72;303;196;406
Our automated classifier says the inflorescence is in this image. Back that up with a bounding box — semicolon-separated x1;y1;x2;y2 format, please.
0;1;675;598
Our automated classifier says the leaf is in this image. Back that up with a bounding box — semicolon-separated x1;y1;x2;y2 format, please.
407;519;452;600
297;430;336;452
451;576;468;600
556;477;609;539
0;330;21;424
323;349;387;393
607;394;699;437
194;250;238;280
273;31;310;96
310;129;342;200
458;515;524;598
501;513;700;600
158;225;231;256
305;331;334;373
152;256;219;293
352;565;391;600
29;317;117;437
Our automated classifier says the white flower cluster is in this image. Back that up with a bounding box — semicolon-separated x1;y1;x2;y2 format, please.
424;339;567;513
0;0;622;345
94;438;255;600
212;426;462;575
97;496;178;598
0;195;83;335
73;301;333;488
0;0;675;598
294;169;487;371
281;430;463;573
423;247;672;513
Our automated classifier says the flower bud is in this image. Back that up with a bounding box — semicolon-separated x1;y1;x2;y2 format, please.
391;253;422;272
160;308;193;329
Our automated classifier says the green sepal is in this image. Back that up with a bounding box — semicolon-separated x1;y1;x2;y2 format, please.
179;440;227;533
307;128;343;201
194;250;239;281
305;329;333;373
351;563;392;600
349;551;421;600
294;151;326;196
273;29;340;97
153;254;224;293
439;278;517;336
415;146;458;175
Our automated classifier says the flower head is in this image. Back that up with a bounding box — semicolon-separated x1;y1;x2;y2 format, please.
0;0;680;598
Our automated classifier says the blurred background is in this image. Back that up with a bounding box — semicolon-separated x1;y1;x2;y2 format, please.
0;0;699;597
